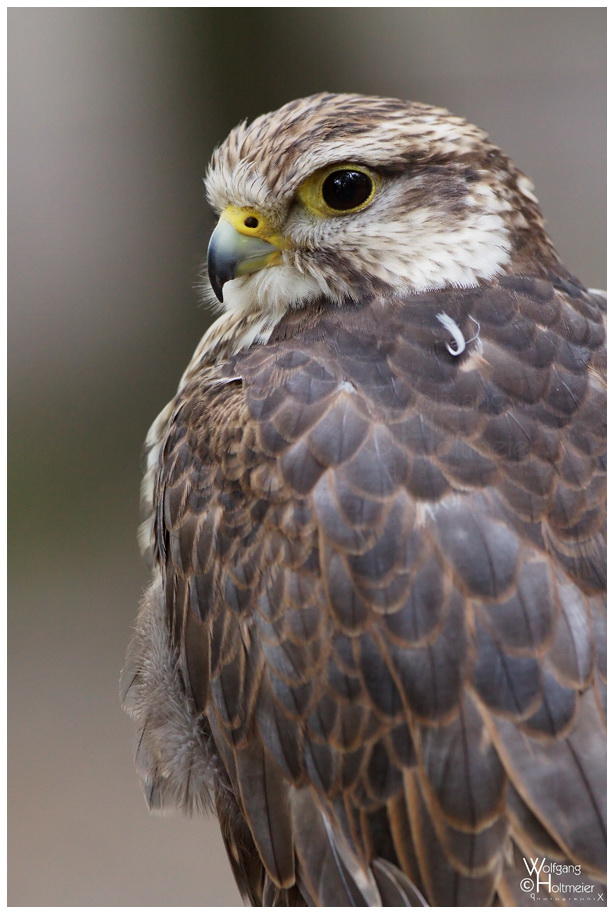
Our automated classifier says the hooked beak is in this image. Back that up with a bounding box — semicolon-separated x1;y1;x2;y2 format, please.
207;206;284;302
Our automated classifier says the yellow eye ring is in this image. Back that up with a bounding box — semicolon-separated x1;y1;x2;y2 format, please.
297;164;380;217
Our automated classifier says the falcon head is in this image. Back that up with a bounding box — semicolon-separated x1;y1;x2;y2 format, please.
205;93;559;316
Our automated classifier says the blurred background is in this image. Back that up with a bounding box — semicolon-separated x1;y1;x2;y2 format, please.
8;8;605;906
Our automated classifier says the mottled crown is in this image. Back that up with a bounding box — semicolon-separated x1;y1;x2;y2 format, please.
206;93;500;211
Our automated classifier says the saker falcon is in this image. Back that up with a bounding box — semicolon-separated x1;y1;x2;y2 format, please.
122;93;606;906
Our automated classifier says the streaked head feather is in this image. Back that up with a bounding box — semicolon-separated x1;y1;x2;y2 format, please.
202;93;561;351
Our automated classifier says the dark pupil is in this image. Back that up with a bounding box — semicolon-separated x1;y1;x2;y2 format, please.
322;170;372;211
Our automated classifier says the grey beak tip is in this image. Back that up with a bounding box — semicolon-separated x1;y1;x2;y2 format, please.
210;271;225;303
207;241;226;303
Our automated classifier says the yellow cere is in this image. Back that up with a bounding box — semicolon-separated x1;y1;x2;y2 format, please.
297;163;380;217
220;205;286;248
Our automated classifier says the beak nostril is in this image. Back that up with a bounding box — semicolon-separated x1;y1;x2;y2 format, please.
244;216;259;229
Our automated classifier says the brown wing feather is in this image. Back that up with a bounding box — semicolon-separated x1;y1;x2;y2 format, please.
152;277;605;905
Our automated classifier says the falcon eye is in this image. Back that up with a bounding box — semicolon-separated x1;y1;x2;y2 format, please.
297;163;379;217
244;216;259;228
322;169;374;211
